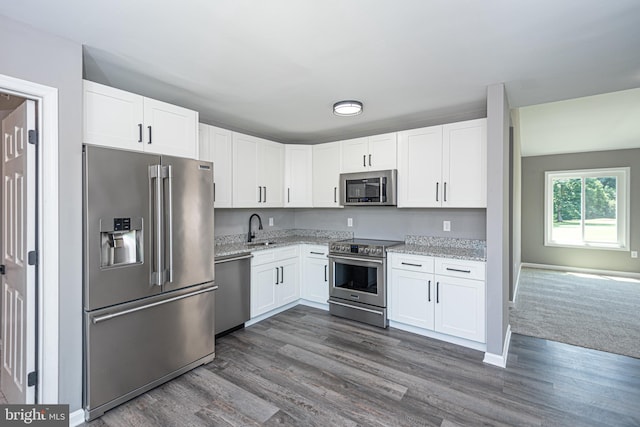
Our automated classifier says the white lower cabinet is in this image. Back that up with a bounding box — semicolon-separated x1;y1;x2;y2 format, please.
388;253;486;344
301;245;329;304
251;247;300;318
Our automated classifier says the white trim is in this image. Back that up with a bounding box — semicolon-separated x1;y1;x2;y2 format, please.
245;301;299;327
297;299;329;311
68;409;85;427
389;321;487;352
0;74;59;404
521;262;640;279
483;324;511;368
510;263;522;307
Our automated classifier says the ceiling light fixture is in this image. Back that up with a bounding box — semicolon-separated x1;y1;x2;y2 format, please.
333;100;363;116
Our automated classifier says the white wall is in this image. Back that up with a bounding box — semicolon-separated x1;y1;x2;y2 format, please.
0;14;83;410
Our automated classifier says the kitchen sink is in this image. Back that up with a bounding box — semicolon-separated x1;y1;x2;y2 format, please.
246;241;278;247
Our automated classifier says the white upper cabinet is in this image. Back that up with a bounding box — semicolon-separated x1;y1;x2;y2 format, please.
340;133;397;173
397;118;486;208
312;141;342;207
398;125;443;208
199;124;233;208
232;133;284;208
284;145;313;207
83;80;198;158
442;119;487;207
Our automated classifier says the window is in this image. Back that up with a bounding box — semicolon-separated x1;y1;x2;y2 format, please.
544;168;630;250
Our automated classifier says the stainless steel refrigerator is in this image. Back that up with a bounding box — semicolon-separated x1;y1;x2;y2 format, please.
82;145;216;421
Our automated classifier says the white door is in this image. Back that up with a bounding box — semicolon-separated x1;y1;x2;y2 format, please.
340;137;369;172
302;256;329;304
1;100;36;404
250;263;278;317
284;145;312;207
368;133;397;170
258;140;284;207
232;133;259;207
389;269;434;329
434;275;486;343
277;258;300;306
397;126;443;207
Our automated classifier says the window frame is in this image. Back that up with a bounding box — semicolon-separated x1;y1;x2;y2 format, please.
544;167;630;251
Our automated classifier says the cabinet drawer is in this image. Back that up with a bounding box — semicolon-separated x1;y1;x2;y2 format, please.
435;258;485;280
304;245;328;258
391;253;434;273
251;245;300;266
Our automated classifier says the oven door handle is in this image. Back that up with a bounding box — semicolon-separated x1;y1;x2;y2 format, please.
328;300;384;316
328;255;383;265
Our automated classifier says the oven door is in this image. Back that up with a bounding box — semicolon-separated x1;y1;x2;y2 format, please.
328;254;386;307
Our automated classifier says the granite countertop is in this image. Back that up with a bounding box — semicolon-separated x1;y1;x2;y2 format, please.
215;229;352;259
386;236;487;262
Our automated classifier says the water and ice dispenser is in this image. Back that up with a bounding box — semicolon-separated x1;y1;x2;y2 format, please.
100;217;143;267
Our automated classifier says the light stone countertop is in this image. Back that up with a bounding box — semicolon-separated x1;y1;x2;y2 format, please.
386;235;487;262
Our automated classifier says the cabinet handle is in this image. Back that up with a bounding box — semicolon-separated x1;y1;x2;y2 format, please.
275;267;279;285
444;182;447;202
147;126;152;144
280;266;284;284
264;186;267;203
446;267;471;273
436;281;440;304
369;154;372;166
428;280;431;302
436;182;439;202
213;183;216;203
138;124;143;143
324;264;328;282
310;251;324;255
401;262;422;267
258;186;262;203
288;188;290;203
334;187;337;203
363;155;366;167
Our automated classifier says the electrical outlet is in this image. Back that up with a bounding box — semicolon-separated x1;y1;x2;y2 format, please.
269;217;274;226
443;220;451;232
632;251;638;259
347;218;353;227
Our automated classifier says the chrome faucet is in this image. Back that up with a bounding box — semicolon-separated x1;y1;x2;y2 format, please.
248;213;263;242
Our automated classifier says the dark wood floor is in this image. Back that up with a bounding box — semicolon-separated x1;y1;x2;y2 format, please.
86;305;640;426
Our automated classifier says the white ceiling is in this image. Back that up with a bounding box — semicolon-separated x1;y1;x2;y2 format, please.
517;88;640;157
1;1;640;148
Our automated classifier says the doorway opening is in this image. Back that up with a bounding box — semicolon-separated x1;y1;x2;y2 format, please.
0;73;60;406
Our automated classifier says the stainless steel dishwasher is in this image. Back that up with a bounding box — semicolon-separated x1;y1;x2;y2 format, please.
214;253;252;336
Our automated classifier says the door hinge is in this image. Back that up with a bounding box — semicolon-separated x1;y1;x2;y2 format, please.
28;371;37;387
28;129;38;145
28;251;38;266
0;264;5;275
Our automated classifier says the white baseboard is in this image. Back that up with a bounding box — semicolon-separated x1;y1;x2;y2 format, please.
483;324;511;368
388;321;486;352
522;262;640;279
245;301;300;327
69;409;85;427
297;299;329;311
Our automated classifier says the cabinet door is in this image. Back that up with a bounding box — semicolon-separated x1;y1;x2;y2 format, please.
251;263;278;317
434;275;485;342
389;269;434;329
312;142;342;207
368;133;397;170
259;139;284;207
277;258;300;306
284;145;312;207
143;98;198;159
211;126;233;208
232;133;259;207
340;137;369;173
302;256;329;304
397;126;443;207
83;80;143;151
442;119;487;208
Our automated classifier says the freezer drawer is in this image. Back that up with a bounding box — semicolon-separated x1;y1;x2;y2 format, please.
84;283;216;420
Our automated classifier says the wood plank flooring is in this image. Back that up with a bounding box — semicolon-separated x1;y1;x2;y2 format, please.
85;305;640;426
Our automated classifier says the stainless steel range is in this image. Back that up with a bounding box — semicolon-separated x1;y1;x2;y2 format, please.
328;238;402;328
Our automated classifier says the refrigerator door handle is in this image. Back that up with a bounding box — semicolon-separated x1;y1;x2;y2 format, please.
164;164;174;283
149;164;164;286
92;286;218;324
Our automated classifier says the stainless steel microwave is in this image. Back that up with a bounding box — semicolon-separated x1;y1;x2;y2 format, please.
340;169;397;206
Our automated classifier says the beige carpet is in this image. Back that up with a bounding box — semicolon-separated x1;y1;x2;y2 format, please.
510;267;640;359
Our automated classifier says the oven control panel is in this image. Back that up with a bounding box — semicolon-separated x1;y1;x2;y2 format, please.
329;243;383;257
